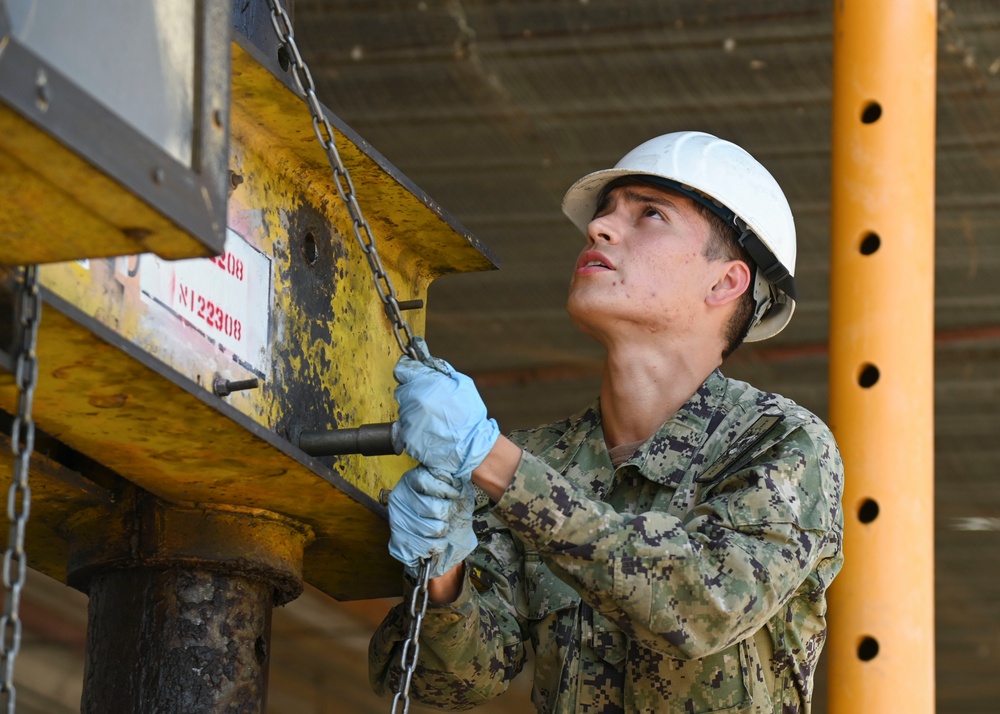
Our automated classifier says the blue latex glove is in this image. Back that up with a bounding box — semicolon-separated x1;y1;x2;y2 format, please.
387;465;477;579
394;338;500;481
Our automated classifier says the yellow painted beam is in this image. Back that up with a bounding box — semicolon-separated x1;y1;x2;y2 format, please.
0;36;497;601
0;104;217;263
827;1;937;711
0;3;232;263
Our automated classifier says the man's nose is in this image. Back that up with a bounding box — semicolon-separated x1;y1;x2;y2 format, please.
586;213;622;244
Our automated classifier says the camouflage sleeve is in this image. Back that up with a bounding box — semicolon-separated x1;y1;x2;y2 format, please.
493;421;843;660
368;508;528;709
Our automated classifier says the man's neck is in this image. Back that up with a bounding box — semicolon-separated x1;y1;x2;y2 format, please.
599;343;720;448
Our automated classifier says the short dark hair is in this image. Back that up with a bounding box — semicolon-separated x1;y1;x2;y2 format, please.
599;177;757;358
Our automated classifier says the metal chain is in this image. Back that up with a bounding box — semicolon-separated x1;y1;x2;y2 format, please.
390;565;430;714
264;2;430;711
0;266;41;714
266;0;419;363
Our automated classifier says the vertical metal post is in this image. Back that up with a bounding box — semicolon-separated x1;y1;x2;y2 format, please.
81;568;273;714
827;1;937;712
67;495;311;713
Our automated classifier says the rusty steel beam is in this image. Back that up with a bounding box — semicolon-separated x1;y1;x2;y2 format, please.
0;11;496;713
0;29;496;602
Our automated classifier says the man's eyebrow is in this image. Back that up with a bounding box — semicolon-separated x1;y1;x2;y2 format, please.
595;186;683;215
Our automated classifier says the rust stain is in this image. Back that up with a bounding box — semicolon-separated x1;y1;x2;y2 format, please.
88;394;128;409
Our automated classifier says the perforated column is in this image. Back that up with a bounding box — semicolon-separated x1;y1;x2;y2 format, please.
827;1;937;711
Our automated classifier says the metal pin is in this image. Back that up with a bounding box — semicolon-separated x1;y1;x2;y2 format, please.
297;422;402;457
214;377;260;397
383;299;423;320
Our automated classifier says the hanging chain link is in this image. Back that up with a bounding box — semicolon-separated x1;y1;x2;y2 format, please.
0;266;41;714
390;564;430;714
264;2;430;711
266;0;420;363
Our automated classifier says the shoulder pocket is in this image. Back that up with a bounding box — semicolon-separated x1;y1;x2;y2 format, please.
724;430;835;533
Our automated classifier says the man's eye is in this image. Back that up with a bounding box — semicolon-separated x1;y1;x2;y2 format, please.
643;206;664;220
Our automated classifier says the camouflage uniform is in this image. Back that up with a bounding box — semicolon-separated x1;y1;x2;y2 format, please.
370;370;844;713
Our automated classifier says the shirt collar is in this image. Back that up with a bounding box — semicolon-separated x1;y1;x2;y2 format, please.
533;370;729;492
626;369;728;487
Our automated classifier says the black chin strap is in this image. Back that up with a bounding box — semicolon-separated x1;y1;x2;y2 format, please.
736;226;797;301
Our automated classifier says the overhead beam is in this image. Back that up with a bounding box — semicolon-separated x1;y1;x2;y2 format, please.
0;31;497;602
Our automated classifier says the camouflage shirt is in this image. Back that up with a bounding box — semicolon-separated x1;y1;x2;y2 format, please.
370;370;844;713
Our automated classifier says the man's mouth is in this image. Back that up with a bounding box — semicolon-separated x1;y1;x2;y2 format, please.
576;251;615;271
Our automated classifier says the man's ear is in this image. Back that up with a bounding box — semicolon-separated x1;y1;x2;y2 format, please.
706;260;752;307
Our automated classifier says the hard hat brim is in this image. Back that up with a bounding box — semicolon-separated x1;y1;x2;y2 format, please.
561;168;655;235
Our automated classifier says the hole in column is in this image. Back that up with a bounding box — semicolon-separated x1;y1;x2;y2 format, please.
858;498;879;524
858;363;880;388
861;102;882;124
858;636;879;661
303;232;319;265
859;232;881;255
277;45;291;72
255;636;268;665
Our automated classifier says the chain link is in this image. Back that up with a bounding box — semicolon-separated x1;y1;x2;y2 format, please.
390;564;430;714
265;2;430;710
266;0;420;362
0;266;41;714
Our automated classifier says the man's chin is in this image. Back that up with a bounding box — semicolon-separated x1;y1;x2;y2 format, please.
566;297;615;340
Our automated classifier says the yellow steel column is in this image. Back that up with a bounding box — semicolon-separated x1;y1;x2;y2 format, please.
827;1;936;712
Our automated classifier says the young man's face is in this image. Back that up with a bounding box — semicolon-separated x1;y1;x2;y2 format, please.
566;182;726;342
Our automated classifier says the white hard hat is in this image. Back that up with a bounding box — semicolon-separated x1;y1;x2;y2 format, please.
561;131;797;342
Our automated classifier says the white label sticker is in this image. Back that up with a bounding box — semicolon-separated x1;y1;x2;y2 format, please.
139;228;272;373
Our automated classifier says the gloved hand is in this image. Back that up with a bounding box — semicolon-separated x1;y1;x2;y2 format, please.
387;465;478;579
394;338;500;481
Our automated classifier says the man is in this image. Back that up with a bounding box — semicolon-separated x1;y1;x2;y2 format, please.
370;131;844;713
